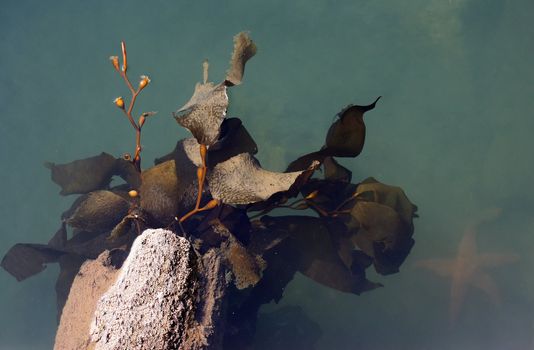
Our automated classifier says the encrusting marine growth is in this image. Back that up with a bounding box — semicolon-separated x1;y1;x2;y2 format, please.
1;32;418;349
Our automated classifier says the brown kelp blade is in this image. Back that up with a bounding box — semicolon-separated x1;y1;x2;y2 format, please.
299;179;359;213
207;118;258;166
208;152;318;205
45;152;117;195
351;177;418;225
140;160;185;226
1;243;65;281
298;176;416;275
325;96;381;157
65;190;130;233
2;216;137;282
340;96;381;114
45;152;140;195
287;97;381;172
174;32;256;147
260;216;382;294
323;156;352;182
286;150;328;173
173;82;229;146
225;32;257;86
339;178;417;275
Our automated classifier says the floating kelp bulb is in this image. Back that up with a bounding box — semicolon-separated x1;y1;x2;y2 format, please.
139;111;157;128
138;115;146;128
109;56;120;71
121;41;127;72
305;190;319;200
204;199;219;210
114;97;125;109
128;190;139;198
138;75;150;90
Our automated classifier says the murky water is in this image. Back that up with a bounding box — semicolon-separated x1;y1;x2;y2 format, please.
1;0;533;349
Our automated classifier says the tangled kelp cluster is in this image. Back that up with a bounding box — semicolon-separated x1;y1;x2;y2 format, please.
1;32;417;347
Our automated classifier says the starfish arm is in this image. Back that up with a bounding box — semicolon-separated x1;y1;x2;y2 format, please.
471;272;501;306
458;230;478;258
450;271;468;326
414;258;455;277
476;253;520;268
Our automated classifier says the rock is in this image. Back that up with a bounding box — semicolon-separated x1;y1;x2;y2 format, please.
54;250;124;350
53;228;243;350
181;249;227;349
87;228;228;350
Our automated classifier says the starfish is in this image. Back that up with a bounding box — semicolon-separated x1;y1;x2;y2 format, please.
415;208;519;325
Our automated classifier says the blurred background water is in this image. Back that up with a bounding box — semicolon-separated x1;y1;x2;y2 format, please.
1;0;533;349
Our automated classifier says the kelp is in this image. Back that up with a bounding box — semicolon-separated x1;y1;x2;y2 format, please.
1;224;135;282
1;243;66;281
324;98;381;157
326;178;418;275
195;204;251;247
174;82;229;147
259;215;382;294
2;32;417;347
207;118;258;165
139;160;185;225
65;190;130;232
225;32;257;86
174;32;256;147
286;97;380;172
352;177;419;225
323;156;352;183
208;153;317;205
45;153;141;196
45;153;117;195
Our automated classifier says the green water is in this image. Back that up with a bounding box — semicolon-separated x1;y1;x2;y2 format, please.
1;0;533;349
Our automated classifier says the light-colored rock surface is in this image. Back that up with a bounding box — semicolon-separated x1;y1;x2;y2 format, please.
54;229;229;350
54;250;122;350
90;229;195;350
